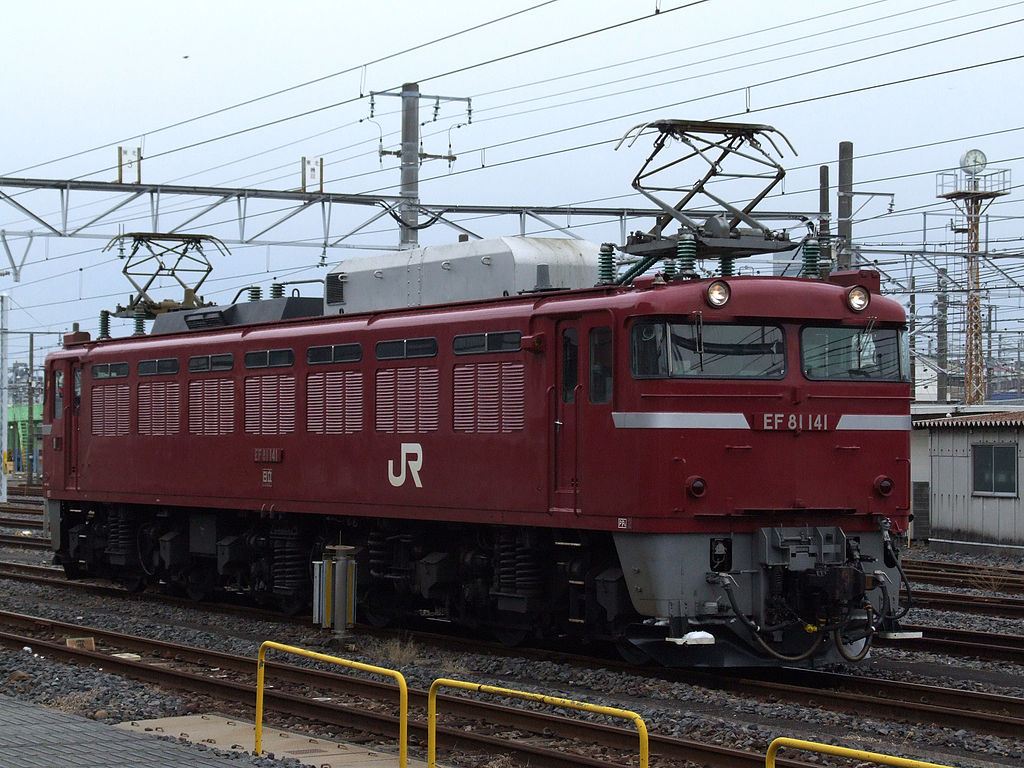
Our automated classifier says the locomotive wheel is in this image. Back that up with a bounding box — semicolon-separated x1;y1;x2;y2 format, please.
361;588;395;627
184;563;216;601
361;608;393;628
615;638;651;665
121;575;147;593
278;592;311;616
491;626;528;647
58;556;86;580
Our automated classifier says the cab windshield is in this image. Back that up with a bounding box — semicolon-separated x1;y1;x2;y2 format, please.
631;319;786;379
801;326;909;381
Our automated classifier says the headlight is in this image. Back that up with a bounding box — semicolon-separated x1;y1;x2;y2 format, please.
706;280;730;307
847;286;870;312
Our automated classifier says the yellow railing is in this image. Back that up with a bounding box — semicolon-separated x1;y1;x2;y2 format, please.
427;678;648;768
766;737;955;768
254;640;408;767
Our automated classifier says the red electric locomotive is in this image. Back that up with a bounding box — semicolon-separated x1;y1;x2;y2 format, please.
40;121;917;666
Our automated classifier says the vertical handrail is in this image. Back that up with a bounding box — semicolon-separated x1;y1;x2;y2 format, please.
255;640;408;768
427;678;648;768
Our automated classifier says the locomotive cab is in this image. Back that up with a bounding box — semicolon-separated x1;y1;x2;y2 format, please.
604;271;915;665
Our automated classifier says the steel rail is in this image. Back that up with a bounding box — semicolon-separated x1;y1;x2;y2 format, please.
903;558;1024;578
0;503;44;515
878;625;1024;664
0;516;44;530
0;533;49;549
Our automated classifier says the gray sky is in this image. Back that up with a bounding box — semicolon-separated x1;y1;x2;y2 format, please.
2;0;1022;363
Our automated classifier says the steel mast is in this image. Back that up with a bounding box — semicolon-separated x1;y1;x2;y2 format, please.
937;150;1010;404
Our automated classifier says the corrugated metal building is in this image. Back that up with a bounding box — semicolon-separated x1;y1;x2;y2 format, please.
916;411;1024;555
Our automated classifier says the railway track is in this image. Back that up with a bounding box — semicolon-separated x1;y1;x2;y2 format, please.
911;589;1024;619
0;561;312;626
903;558;1024;593
0;495;45;534
3;555;1024;734
881;625;1024;665
4;555;1024;668
3;556;1023;768
0;610;822;768
0;607;1021;765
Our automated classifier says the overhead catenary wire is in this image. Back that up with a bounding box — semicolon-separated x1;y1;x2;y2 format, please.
9;0;1010;233
341;52;1024;199
459;0;1024;125
4;3;1019;352
234;3;1024;194
2;0;566;177
149;0;1000;198
2;2;723;232
9;2;708;186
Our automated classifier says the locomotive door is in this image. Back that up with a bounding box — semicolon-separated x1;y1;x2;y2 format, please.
45;360;79;491
552;318;615;515
553;320;581;511
68;363;81;488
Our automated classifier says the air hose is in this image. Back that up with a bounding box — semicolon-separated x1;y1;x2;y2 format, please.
716;574;824;663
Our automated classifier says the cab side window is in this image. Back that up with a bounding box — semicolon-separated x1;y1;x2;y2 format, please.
561;328;578;403
589;327;613;404
53;371;64;419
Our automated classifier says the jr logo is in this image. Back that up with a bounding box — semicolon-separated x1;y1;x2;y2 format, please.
388;442;423;488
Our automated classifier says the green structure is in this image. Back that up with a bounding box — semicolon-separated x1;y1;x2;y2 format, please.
7;403;42;474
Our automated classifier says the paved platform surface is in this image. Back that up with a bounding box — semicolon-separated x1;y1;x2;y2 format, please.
0;695;418;768
119;713;423;767
0;694;243;767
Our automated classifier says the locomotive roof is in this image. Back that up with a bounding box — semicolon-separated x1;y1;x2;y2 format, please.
51;270;905;358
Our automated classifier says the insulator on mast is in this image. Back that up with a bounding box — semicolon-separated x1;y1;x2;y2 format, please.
802;238;820;278
676;233;696;274
598;242;616;284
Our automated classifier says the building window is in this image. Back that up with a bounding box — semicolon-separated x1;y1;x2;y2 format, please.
972;443;1017;496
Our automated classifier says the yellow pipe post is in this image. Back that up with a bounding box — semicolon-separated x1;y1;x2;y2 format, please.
254;640;408;768
427;678;648;768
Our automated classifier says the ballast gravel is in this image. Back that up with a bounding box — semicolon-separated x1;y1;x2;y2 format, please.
1;542;1023;768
